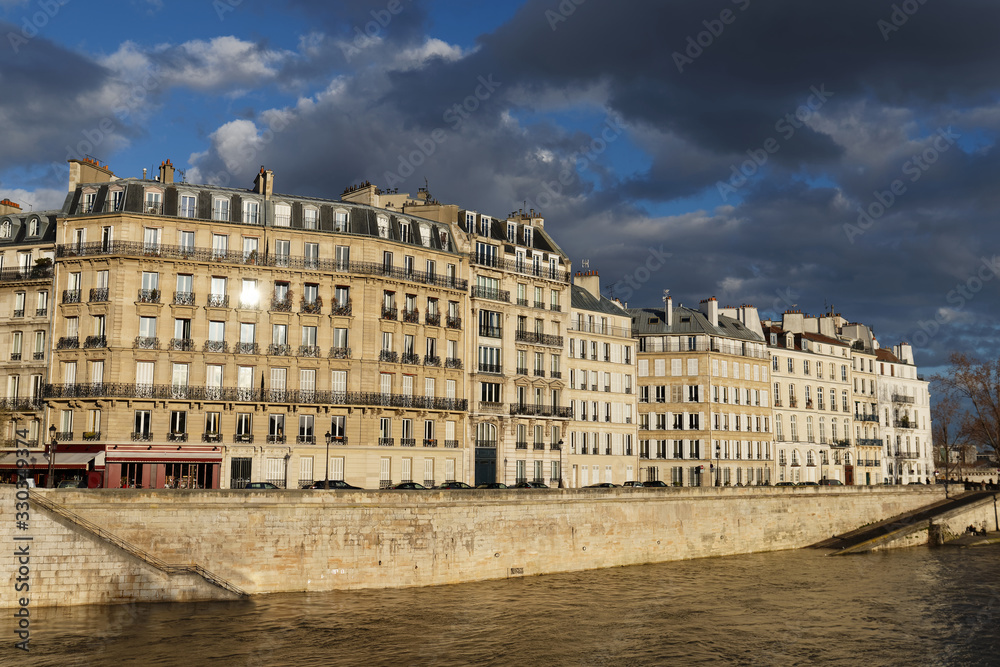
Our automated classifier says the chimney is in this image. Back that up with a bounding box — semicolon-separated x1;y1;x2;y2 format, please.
67;158;116;193
142;167;147;180
573;270;601;300
699;297;719;327
663;290;673;327
158;159;175;184
0;198;21;215
253;166;274;200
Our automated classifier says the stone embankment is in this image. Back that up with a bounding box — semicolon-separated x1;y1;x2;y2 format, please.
2;485;944;608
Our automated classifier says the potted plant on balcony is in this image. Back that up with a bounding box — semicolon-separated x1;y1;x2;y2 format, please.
32;257;52;276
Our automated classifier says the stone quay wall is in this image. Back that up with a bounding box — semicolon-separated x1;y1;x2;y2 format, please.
1;485;944;608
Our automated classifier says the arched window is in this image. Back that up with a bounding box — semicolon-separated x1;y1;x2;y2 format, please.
476;422;496;446
789;415;798;441
0;220;10;238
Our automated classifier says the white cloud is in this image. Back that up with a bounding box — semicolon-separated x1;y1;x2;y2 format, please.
0;187;67;212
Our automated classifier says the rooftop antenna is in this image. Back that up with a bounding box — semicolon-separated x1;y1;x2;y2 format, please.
663;289;670;313
581;259;590;269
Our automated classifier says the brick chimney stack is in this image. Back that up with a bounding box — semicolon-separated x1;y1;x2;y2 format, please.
158;159;175;184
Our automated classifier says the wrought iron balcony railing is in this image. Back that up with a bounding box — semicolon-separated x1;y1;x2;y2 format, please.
137;289;160;303
169;338;194;351
89;288;109;302
174;291;195;306
329;346;351;359
203;340;228;353
268;343;292;356
133;336;159;349
84;335;107;349
62;289;81;304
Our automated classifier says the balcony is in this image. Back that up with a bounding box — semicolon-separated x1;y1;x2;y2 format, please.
235;342;259;355
516;366;528;376
516;441;527;450
379;350;399;363
201;432;223;443
788;399;797;408
169;338;194;351
62;289;81;304
892;394;915;404
329;346;351;359
379;437;394;447
381;306;398;320
478;363;501;374
535;370;546;378
831;439;852;448
444;440;459;448
855;413;879;423
423;439;437;447
0;265;53;283
401;353;421;365
203;340;228;353
166;432;188;442
89;288;109;302
267;434;286;444
300;299;322;315
268;343;292;356
238;299;260;311
53;431;73;442
445;357;463;369
424;355;441;367
894;419;916;429
896;450;920;459
36;308;47;317
270;296;292;312
9;352;21;361
234;433;254;443
130;431;153;442
477;402;504;414
550;304;561;312
331;300;352;316
33;351;43;360
56;337;79;350
206;294;229;308
400;438;416;447
327;436;348;446
402;309;420;324
84;335;107;349
514;330;564;347
469;252;569;283
298;345;321;358
533;442;545;450
133;336;159;350
82;431;102;441
174;291;196;306
509;404;573;418
137;289;161;304
471;286;510;302
0;397;43;410
517;297;529;307
857;438;883;447
550;442;562;450
446;315;462;329
296;435;316;444
423;311;441;326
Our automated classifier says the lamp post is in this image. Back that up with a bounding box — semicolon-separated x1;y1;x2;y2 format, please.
715;442;721;487
557;439;564;488
324;431;332;489
47;424;57;488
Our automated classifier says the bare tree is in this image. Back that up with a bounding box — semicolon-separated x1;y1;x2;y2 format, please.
935;352;1000;470
930;382;966;496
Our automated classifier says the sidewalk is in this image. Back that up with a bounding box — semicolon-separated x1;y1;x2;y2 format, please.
946;530;1000;547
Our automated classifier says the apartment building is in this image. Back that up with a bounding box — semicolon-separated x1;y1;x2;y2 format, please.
0;198;59;460
461;209;572;486
630;297;773;487
764;322;852;483
876;344;933;485
565;271;638;487
46;161;471;489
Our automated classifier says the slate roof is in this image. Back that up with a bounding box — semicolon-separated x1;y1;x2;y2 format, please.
628;305;764;342
571;285;628;316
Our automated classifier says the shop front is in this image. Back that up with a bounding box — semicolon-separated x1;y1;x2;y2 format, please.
104;444;222;489
0;445;105;487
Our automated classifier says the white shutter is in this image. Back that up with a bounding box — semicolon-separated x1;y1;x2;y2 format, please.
380;373;392;395
638;360;649;377
655;359;666;376
331;456;345;481
446;421;455;440
135;362;152;386
332;370;347;393
380;457;391;483
402;458;412;481
671;359;681;376
446;379;456;399
425;378;435;397
299;457;313;482
666;412;673;430
687;358;698;376
424;458;434;483
712;359;719;376
271;368;286;390
402;375;413;397
64;361;78;384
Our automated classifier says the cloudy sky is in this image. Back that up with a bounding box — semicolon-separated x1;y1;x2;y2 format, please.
2;0;998;372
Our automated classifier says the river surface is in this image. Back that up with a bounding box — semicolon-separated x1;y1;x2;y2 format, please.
19;545;1000;666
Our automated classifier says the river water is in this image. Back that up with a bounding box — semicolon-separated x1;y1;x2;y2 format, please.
20;545;1000;666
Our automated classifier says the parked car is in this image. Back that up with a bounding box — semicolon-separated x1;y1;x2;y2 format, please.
57;479;87;488
621;481;645;488
640;480;669;488
475;482;508;489
774;481;796;487
243;482;280;490
510;481;549;488
585;482;620;488
797;481;819;486
818;479;844;486
308;480;362;490
434;481;473;489
388;482;429;490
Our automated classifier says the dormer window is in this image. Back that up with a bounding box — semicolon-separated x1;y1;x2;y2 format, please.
243;200;259;225
27;218;39;236
523;226;533;247
334;210;348;232
303;207;318;229
465;212;475;227
0;220;11;238
480;217;490;236
82;192;97;214
770;333;777;345
418;224;431;247
399;221;410;243
144;190;162;215
377;216;389;238
212;197;230;221
507;222;516;241
109;189;125;212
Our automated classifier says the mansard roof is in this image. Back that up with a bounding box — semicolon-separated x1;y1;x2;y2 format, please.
628;305;764;342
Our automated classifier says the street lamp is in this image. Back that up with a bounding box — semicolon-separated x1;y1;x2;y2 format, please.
47;424;57;488
324;431;332;489
557;439;565;488
715;442;721;487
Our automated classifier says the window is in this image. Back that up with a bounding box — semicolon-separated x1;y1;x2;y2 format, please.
274;204;291;227
304;207;318;229
213;197;230;221
334;210;348;232
180;195;196;218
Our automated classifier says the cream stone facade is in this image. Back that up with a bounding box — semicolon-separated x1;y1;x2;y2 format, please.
630;297;774;487
876;344;933;485
0;198;58;463
764;322;853;484
47;162;471;489
565;271;638;487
